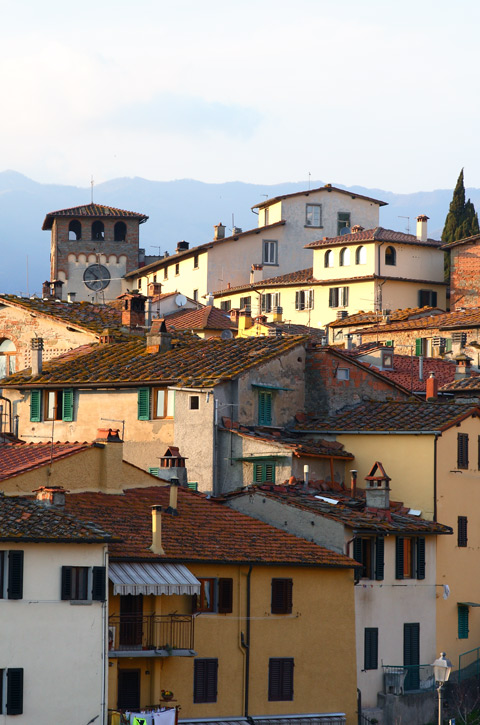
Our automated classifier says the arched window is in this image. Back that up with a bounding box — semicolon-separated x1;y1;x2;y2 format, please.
0;339;16;378
68;220;82;241
92;221;104;241
324;250;334;268
339;247;350;266
356;246;366;265
114;221;127;242
385;246;396;266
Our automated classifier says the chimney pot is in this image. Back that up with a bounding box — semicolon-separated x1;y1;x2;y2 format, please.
34;486;67;507
150;505;166;555
350;469;357;497
426;372;438;400
166;478;180;515
31;337;44;376
214;223;226;240
416;214;429;242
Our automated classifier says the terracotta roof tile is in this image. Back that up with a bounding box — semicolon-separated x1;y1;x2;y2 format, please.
305;227;442;249
42;203;148;229
214;268;315;296
224;426;354;459
355;307;480;335
0;442;93;481
162;306;236;331
329;307;445;328
441;377;480;392
346;353;459;393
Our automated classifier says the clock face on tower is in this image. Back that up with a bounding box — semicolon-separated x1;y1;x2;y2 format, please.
83;264;111;291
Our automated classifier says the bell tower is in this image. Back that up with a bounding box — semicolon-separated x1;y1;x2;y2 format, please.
42;203;148;303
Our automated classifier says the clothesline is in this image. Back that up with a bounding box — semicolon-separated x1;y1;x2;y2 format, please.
109;705;177;725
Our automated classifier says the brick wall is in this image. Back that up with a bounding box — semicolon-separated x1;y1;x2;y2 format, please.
450;244;480;309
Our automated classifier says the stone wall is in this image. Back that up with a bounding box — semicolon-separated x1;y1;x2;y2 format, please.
450;243;480;309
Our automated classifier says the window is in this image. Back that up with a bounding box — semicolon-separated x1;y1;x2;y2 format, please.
261;293;281;313
0;550;24;599
339;247;350;266
195;578;233;613
271;578;292;614
328;287;349;308
253;461;276;483
385;246;396;265
263;240;278;265
190;395;200;410
305;204;322;227
356;246;366;264
193;289;199;302
268;658;294;701
458;516;468;547
337;212;351;235
197;578;215;612
324;249;334;268
194;659;218;703
163;266;168;280
414;338;428;357
418;290;437;308
295;290;314;310
258;391;272;425
336;367;350;381
68;220;82;240
30;389;73;423
0;669;24;715
353;537;384;581
61;565;106;601
240;296;251;309
459;605;469;639
395;537;425;580
175;263;180;275
0;339;16;378
364;628;378;670
220;300;231;312
114;222;127;241
193;255;199;269
458;433;469;469
153;389;175;419
91;220;104;240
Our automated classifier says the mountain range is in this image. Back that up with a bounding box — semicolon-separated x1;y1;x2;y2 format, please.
0;170;474;295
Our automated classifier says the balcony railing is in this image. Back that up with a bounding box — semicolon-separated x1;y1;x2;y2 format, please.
383;664;435;694
108;614;194;653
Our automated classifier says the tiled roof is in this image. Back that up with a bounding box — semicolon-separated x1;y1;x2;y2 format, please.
0;295;130;338
441;233;480;250
2;335;306;388
42;203;148;229
305;227;442;249
0;494;113;543
294;400;480;433
259;322;326;338
161;306;236;331
355;307;480;335
441;376;480;392
251;185;387;209
214;268;315;296
0;442;93;481
348;353;458;393
63;486;354;566
328;307;444;329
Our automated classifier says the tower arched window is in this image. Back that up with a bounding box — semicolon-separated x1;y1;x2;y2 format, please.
339;247;350;266
385;246;396;266
92;221;105;241
356;246;366;265
68;220;82;241
0;339;16;378
114;221;127;242
324;250;334;268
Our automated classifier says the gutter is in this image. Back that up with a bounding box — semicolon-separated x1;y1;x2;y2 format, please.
244;564;253;717
291;429;442;436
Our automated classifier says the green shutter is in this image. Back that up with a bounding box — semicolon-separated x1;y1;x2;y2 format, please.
415;338;423;356
253;462;276;484
62;389;74;422
385;340;393;347
264;462;275;482
258;391;272;425
137;387;150;420
149;467;160;477
188;481;199;491
459;605;469;639
30;389;41;422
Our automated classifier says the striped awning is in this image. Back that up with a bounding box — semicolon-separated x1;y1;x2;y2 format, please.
109;562;201;596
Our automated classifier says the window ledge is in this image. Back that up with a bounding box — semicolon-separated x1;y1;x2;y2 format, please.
69;600;93;606
304;225;323;229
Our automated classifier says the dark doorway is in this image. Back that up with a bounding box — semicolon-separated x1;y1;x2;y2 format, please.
117;669;141;710
119;594;143;648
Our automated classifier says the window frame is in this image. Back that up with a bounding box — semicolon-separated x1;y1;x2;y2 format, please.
385;245;396;266
61;565;106;602
295;290;314;311
337;212;351;235
189;395;200;410
418;289;438;308
328;286;349;308
152;388;175;420
239;296;251;310
253;461;276;483
356;246;366;265
193;255;199;269
44;389;64;421
395;536;425;580
339;247;350;266
305;203;322;228
271;578;293;614
263;240;278;266
324;249;334;268
220;300;231;312
175;263;180;276
458;605;469;639
260;293;280;314
353;536;384;581
258;391;273;425
195;578;233;614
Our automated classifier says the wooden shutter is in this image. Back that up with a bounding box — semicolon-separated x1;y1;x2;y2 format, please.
218;578;233;613
404;622;420;690
7;551;23;600
375;537;385;581
416;537;426;580
137;387;150;420
295;291;301;310
268;658;294;701
458;433;469;469
343;287;349;306
62;388;74;422
308;290;314;309
6;668;23;715
92;566;106;601
30;389;41;422
258;392;272;426
264;462;275;483
61;566;73;600
415;338;423;356
458;516;468;547
353;537;363;581
148;467;160;476
329;288;337;307
395;537;404;580
458;605;469;639
194;659;218;703
271;578;292;614
364;628;378;670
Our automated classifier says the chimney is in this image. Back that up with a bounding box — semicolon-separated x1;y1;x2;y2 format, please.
42;280;52;298
34;486;67;508
146;319;172;353
455;352;473;380
272;306;283;323
31;338;44;376
99;329;114;345
345;334;353;351
158;447;188;486
147;282;162;297
426;372;438;400
250;264;263;284
351;225;365;233
150;505;166;555
214;223;225;240
166;478;180;516
67;292;76;303
96;427;122;442
176;240;189;253
121;292;146;329
365;462;391;510
303;464;309;491
416;215;429;242
238;307;253;334
350;470;357;497
206;292;214;306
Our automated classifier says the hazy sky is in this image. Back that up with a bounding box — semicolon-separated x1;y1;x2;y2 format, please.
1;0;479;192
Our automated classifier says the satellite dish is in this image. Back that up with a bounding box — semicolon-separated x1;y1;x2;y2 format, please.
175;294;187;307
221;329;234;340
340;226;351;236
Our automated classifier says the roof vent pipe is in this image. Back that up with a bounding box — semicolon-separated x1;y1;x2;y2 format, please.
166;478;180;516
418;355;424;381
303;464;310;491
350;470;357;498
150;505;166;555
31;338;44;376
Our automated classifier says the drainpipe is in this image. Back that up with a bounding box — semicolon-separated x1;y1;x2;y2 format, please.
244;564;253;717
434;435;438;522
375;242;385;313
101;544;108;725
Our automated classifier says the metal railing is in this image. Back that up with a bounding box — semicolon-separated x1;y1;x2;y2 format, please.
108;614;194;652
458;645;480;683
383;664;435;694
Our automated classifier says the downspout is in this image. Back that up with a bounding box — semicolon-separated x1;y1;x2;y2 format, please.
376;241;385;313
245;564;253;718
434;434;438;522
101;544;108;725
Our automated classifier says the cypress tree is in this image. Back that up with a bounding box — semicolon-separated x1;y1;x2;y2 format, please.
442;169;479;243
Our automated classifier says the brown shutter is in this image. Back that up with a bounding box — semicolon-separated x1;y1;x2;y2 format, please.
271;578;292;614
218;578;233;613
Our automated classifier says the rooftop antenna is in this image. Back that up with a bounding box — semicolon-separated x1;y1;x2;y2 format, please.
150;246;162;256
91;175;94;204
261;194;268;200
308;172;311;190
398;215;410;234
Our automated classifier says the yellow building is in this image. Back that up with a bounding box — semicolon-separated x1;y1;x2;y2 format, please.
64;484;358;723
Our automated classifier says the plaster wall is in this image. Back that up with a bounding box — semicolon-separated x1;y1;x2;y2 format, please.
63;252;128;303
173;388;215;493
137;250;209;303
312;242;376;280
0;541;106;725
449;243;480;309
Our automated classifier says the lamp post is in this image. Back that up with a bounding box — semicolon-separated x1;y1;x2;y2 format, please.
432;653;452;725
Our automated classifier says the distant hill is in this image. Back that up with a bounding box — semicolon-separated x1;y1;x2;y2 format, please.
0;171;475;294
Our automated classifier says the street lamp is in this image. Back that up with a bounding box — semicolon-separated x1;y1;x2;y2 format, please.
432;653;452;725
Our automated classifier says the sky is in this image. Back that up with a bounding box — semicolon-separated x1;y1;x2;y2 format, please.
1;0;480;193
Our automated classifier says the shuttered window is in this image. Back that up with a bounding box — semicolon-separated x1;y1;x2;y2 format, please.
459;605;469;639
364;628;378;670
137;387;150;420
458;516;468;547
416;538;426;580
268;658;294;701
253;461;276;483
295;290;314;310
404;623;420;691
458;433;469;469
415;338;424;356
258;392;272;426
217;578;233;613
396;537;416;579
92;566;107;601
375;537;385;581
6;668;23;715
194;658;218;703
61;566;106;601
271;578;293;614
62;389;74;422
30;389;41;422
7;551;23;600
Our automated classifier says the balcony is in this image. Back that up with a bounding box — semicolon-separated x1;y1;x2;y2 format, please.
108;614;195;657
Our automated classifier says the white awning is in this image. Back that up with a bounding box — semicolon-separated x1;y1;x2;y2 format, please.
109;562;201;596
